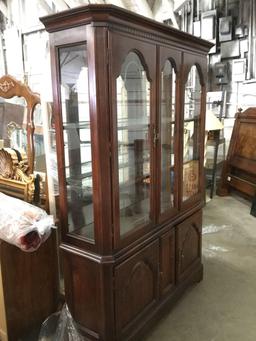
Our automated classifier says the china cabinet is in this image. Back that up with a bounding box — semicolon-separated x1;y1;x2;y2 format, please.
41;5;212;340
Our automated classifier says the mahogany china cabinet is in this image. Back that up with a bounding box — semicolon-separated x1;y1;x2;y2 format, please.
41;5;212;340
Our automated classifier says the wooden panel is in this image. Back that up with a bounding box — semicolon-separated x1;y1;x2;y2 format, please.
61;245;116;341
218;108;256;198
230;156;256;175
159;229;175;296
176;211;202;282
235;123;256;160
0;231;58;341
61;248;101;337
227;174;256;197
115;240;159;336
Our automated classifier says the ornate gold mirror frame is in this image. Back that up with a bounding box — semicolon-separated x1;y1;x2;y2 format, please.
0;75;41;203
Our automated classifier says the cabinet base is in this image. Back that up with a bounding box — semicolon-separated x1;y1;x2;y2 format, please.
127;263;203;341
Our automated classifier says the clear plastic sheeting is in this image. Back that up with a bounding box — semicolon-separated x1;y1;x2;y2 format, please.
202;224;232;235
38;304;84;341
0;192;54;252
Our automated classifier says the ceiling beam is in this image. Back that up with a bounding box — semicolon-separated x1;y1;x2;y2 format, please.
38;0;53;13
63;0;80;8
87;0;107;3
153;0;179;28
174;0;190;12
122;0;153;18
52;0;70;10
135;0;153;18
0;0;8;17
105;0;126;8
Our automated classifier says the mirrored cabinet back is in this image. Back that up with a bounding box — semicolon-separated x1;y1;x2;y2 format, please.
41;5;212;340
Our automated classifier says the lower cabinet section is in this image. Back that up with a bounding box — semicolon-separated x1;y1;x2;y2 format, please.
114;240;159;338
61;246;115;340
62;209;203;341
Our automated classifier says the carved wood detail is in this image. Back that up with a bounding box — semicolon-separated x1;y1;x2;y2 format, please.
179;223;200;274
177;212;202;281
120;261;154;327
115;241;158;335
0;75;40;174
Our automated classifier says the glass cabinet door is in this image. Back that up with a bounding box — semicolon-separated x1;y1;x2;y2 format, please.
183;65;201;201
160;60;176;214
59;43;94;241
116;51;151;237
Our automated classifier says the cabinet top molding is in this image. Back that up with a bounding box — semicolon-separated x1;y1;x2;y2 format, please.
40;4;212;52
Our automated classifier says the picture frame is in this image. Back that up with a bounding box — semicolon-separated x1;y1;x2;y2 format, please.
232;58;246;82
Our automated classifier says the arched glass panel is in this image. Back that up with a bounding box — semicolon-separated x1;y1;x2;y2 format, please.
116;52;151;237
183;65;201;201
160;60;176;213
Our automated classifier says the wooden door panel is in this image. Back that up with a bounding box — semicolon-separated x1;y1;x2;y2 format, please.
114;240;159;335
159;229;175;296
176;211;202;281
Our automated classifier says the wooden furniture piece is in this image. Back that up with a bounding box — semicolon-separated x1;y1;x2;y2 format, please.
0;76;59;341
0;235;59;341
217;107;256;198
0;75;40;203
41;5;212;340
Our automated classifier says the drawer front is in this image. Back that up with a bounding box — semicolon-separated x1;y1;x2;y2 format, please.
114;240;159;337
159;229;175;296
176;210;202;282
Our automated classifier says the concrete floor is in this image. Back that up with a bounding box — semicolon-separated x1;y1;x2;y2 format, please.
144;194;256;341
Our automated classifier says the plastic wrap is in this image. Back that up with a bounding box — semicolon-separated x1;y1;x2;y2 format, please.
0;192;54;252
38;304;84;341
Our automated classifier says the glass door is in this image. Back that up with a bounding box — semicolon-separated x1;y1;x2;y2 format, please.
116;51;151;238
159;59;177;215
182;65;202;202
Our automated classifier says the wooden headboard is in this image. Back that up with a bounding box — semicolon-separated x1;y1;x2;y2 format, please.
217;107;256;197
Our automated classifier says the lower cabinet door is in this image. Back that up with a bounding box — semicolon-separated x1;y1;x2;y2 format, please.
114;240;159;338
159;229;175;296
176;210;202;282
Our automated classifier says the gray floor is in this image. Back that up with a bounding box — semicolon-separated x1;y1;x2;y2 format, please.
144;194;256;341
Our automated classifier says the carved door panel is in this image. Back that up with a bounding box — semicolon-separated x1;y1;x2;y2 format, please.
159;229;175;296
114;240;159;338
176;211;202;282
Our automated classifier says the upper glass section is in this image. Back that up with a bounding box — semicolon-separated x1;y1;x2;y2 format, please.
160;60;176;214
183;65;201;201
116;52;151;237
59;43;94;241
